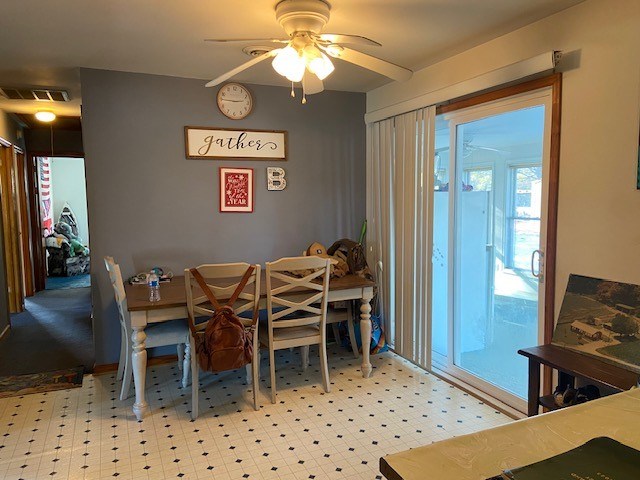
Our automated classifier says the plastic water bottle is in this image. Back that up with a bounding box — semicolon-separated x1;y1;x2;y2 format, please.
148;273;161;302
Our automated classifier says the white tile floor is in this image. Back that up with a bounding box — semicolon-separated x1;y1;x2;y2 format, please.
0;346;510;480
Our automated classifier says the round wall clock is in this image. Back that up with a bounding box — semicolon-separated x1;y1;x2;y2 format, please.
217;83;253;120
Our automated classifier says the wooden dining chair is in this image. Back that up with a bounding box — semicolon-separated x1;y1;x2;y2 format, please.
184;263;261;419
261;256;331;404
104;256;190;401
300;249;359;359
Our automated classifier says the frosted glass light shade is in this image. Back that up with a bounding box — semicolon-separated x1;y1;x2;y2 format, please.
307;52;334;80
35;110;56;122
272;46;305;82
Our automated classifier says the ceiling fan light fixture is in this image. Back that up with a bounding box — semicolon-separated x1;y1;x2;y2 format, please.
204;0;413;90
307;52;334;80
272;45;306;82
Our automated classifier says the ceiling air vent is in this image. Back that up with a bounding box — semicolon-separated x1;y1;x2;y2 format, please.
0;87;70;102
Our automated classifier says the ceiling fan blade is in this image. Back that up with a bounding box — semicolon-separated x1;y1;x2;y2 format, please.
302;70;324;95
205;38;288;44
205;50;280;88
326;46;412;81
474;145;507;153
315;33;381;47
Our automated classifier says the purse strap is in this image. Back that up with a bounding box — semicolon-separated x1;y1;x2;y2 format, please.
188;266;258;333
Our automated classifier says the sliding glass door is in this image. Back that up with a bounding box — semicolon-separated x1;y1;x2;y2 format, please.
432;90;553;411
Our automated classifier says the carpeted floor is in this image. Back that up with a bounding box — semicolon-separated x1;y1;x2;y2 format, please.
45;274;91;290
0;288;94;376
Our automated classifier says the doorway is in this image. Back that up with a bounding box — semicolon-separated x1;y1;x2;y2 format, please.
37;157;91;290
431;82;559;412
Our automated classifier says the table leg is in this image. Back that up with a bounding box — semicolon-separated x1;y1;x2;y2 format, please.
360;295;373;378
131;325;148;420
527;358;541;417
558;371;575;391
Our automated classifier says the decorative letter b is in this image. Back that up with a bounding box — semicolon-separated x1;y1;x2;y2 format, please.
267;167;287;191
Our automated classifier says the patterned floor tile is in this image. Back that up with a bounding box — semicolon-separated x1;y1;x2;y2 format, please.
0;346;509;479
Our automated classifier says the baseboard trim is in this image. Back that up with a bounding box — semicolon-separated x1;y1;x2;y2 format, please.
93;354;180;376
0;325;9;341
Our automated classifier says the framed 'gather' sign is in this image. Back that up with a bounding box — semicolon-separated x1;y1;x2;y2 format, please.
185;126;287;160
220;167;254;213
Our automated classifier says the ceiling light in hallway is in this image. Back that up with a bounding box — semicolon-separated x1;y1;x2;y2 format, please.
35;110;56;122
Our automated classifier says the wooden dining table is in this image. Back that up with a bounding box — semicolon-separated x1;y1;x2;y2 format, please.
124;273;376;420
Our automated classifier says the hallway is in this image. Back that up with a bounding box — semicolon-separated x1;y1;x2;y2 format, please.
0;287;93;375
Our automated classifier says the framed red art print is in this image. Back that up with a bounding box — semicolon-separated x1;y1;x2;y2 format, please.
219;167;254;213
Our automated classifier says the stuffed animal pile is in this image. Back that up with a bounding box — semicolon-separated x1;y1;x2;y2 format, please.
301;239;374;282
45;221;89;256
304;242;349;278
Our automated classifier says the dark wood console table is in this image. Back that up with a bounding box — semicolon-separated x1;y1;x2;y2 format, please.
518;344;639;417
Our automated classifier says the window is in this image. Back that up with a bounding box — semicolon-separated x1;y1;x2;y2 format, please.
464;167;493;192
506;166;542;270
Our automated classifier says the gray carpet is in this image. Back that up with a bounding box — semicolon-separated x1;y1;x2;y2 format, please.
0;287;94;376
46;274;91;290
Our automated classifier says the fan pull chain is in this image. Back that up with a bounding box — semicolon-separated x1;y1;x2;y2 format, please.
290;82;295;98
302;83;307;104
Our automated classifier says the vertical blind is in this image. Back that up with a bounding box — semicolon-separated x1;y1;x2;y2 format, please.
367;106;435;369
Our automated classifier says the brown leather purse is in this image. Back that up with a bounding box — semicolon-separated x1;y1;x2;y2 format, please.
188;267;257;373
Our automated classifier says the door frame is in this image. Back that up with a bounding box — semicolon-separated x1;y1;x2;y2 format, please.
14;148;34;297
447;92;552;412
0;139;25;313
26;153;46;292
435;73;562;405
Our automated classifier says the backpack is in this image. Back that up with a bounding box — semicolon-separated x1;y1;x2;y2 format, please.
188;267;257;373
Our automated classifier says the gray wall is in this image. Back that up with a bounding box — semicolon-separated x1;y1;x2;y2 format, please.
80;68;366;365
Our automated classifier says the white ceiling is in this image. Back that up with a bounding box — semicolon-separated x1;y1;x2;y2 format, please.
0;0;584;118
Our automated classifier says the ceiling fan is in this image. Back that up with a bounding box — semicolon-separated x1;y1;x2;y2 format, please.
436;139;508;158
204;0;413;102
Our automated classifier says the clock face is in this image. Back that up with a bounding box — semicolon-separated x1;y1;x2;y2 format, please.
217;83;253;120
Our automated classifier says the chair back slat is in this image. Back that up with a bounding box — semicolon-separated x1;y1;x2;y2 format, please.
270;293;324;321
184;263;261;331
271;316;321;329
271;269;323;295
104;256;131;330
266;256;330;332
